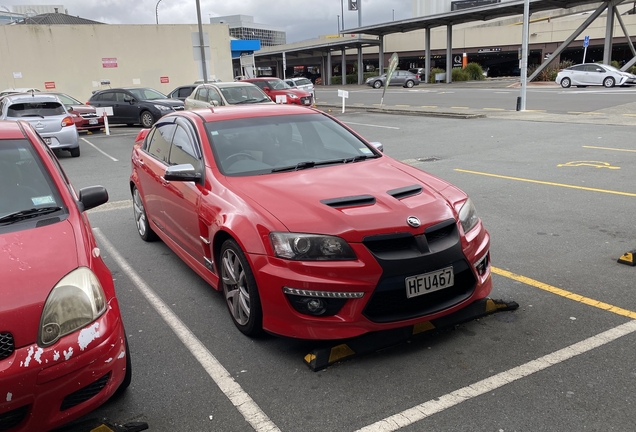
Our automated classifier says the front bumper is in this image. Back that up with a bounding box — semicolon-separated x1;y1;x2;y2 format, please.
253;221;492;340
0;300;127;432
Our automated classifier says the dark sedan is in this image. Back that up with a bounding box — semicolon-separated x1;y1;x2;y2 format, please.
88;87;184;128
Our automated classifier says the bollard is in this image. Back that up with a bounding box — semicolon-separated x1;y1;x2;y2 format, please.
516;96;521;111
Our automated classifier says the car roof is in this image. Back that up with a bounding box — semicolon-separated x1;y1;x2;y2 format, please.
243;77;279;81
1;88;40;93
3;93;63;103
173;104;318;123
0;119;28;139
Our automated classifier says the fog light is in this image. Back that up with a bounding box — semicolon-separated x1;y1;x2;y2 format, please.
305;298;327;315
474;252;490;276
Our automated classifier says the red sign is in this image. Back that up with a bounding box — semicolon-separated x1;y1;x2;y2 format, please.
44;81;56;89
102;58;118;68
160;76;169;84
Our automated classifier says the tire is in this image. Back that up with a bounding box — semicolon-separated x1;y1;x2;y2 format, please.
114;336;132;396
69;146;80;158
140;111;155;128
405;80;414;88
603;77;615;88
560;78;571;88
132;186;157;242
373;80;382;89
220;239;263;336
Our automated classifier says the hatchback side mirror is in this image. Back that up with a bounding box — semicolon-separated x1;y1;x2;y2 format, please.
78;185;109;211
370;142;384;153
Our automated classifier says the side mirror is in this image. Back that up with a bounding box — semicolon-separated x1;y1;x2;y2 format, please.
369;142;384;153
211;100;219;106
67;106;74;112
78;185;109;211
124;97;134;103
263;87;271;93
164;164;201;182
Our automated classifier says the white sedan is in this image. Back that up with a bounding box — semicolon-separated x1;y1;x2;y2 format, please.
555;63;636;88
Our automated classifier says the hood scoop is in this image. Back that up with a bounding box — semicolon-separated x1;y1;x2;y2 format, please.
320;194;376;209
387;184;423;200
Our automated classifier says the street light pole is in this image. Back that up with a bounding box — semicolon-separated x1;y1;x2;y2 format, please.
195;0;208;83
341;0;345;31
155;0;163;25
337;15;340;34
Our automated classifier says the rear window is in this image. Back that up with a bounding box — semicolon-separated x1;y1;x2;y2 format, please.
7;102;65;118
296;79;312;86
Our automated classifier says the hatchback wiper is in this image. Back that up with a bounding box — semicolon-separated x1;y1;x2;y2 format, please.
234;98;265;104
271;155;375;173
0;206;62;224
271;161;316;172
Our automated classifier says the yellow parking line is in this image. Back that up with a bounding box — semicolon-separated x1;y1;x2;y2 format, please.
421;105;438;108
622;114;636;117
568;111;585;114
492;267;636;320
455;169;636;197
583;145;636;153
395;104;411;107
523;109;546;112
451;106;469;109
483;108;505;111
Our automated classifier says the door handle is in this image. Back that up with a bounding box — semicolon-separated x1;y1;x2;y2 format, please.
160;176;169;186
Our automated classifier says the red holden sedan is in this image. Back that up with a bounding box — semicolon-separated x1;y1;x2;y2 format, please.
242;77;313;106
49;93;105;132
129;105;491;340
0;120;130;431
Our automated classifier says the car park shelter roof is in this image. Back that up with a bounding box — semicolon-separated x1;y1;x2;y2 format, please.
255;37;381;62
343;0;615;35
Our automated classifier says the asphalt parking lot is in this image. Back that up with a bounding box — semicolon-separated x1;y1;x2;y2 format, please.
55;107;636;431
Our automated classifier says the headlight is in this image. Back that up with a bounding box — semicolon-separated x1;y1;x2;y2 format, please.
154;104;172;111
39;267;107;347
458;198;480;234
270;233;356;260
286;93;299;99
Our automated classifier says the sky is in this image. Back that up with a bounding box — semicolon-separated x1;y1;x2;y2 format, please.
7;0;414;43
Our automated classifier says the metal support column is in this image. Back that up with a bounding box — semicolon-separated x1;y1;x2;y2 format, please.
446;24;453;83
603;1;615;65
615;9;636;59
341;48;347;85
327;50;332;86
378;35;384;74
358;47;363;85
425;27;431;84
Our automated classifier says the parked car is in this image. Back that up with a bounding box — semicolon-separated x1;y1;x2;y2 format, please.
48;92;104;132
0;93;80;157
284;77;315;98
242;78;313;106
184;82;274;110
408;68;426;78
87;87;184;128
129;104;492;340
0;88;41;98
0;119;130;431
366;70;421;88
555;63;636;88
167;85;198;102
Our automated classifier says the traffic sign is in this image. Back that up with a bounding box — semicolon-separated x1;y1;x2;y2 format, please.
583;35;589;48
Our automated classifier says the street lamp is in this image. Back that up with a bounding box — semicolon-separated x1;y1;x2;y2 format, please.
337;15;340;33
155;0;163;25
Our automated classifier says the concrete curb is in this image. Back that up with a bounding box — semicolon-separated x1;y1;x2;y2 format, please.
315;103;486;119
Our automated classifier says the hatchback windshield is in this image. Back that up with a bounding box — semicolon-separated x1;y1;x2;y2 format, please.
265;80;291;90
6;102;65;118
128;88;167;100
206;113;379;176
0;139;65;223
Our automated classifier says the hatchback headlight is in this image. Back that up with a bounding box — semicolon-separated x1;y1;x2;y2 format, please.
39;267;107;347
458;198;480;234
270;233;356;260
154;104;172;111
286;93;299;99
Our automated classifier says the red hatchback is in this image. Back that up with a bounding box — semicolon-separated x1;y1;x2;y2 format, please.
129;105;491;340
242;77;313;106
0;120;130;431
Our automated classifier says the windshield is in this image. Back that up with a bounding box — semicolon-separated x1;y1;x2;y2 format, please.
56;94;82;105
266;80;291;90
7;101;65;118
128;88;167;100
0;139;65;226
205;113;379;176
218;85;271;104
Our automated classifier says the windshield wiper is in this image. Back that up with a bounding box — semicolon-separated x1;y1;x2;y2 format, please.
271;155;375;173
0;206;62;224
234;98;261;105
271;161;316;173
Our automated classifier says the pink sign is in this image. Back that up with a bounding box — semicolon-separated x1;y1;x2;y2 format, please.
160;76;169;84
102;58;118;68
44;81;56;89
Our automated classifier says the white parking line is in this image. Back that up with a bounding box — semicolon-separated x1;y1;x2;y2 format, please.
343;121;400;130
80;137;118;161
355;319;636;432
87;199;132;213
93;229;281;432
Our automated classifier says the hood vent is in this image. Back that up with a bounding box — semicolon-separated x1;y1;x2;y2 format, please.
321;194;376;209
36;217;60;228
387;185;422;200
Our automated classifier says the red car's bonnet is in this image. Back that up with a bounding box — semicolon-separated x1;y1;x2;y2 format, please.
225;158;456;240
0;219;79;347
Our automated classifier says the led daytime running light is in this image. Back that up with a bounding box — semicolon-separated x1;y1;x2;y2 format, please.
282;287;364;299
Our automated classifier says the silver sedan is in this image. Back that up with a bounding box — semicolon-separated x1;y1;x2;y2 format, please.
555;63;636;88
365;70;421;89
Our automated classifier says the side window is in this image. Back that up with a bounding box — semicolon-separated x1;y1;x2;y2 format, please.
196;88;209;101
208;88;222;104
179;87;194;98
115;92;129;102
146;122;176;163
169;125;199;167
99;92;114;102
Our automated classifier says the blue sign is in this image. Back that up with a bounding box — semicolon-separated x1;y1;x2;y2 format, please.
583;35;590;48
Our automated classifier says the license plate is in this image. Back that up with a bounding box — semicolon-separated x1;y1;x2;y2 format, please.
43;137;52;145
89;119;98;125
405;266;454;298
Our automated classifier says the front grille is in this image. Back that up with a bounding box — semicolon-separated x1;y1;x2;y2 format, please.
0;405;29;432
79;113;98;119
173;106;185;111
300;97;312;105
0;333;14;361
362;221;476;323
60;373;110;411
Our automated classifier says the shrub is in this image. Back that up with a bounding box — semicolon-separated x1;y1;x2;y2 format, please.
429;67;446;83
528;60;573;81
451;67;470;81
464;62;485;80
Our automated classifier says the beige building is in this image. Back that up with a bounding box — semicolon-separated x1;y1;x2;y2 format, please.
0;23;233;100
